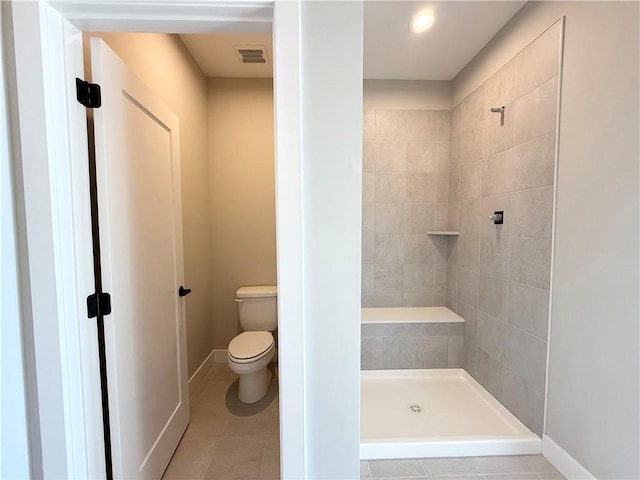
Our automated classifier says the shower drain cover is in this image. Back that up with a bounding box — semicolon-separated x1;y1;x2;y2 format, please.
409;404;422;413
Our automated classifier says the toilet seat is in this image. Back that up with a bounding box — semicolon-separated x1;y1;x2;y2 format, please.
228;331;274;364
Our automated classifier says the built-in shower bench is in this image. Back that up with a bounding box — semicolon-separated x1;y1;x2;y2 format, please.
361;307;465;370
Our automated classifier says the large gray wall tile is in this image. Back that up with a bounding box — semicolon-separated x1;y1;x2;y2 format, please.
461;162;483;200
415;336;449;368
362;294;402;308
475;348;505;399
457;268;479;306
363;173;375;203
484;58;518;113
436;141;451;173
376;141;407;172
363;142;377;172
461;121;484;165
403;264;433;294
502;368;545;435
448;331;465;367
515;21;561;98
460;199;482;235
375;110;405;141
363;109;376;141
462;84;485;126
480;235;510;279
510;187;554;238
363;204;374;233
375;234;404;264
404;234;435;264
438;111;451;141
375;203;404;234
477;310;507;362
407;141;437;173
514;132;556;191
514;76;558;145
509;237;552;289
505;325;547;391
375;172;406;203
508;282;550;340
404;203;435;234
362;264;374;295
402;293;433;307
362;232;374;263
406;110;438;140
483;105;515;157
374;264;403;294
482;149;516;196
457;234;480;271
479;274;508;320
405;174;436;203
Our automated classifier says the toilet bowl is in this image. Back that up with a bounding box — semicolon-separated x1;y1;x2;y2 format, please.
226;286;278;404
227;331;275;403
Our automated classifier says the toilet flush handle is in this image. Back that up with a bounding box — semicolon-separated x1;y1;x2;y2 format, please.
234;298;244;303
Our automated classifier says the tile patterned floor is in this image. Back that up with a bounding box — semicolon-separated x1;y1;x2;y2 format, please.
162;363;280;480
163;363;564;480
361;455;565;480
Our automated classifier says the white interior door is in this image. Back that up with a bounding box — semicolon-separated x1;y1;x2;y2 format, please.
90;37;189;479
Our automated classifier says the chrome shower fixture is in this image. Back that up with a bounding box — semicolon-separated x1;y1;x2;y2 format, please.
490;106;505;126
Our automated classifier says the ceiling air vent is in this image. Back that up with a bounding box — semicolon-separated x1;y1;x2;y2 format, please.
235;45;269;64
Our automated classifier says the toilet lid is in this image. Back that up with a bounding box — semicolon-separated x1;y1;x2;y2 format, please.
228;331;274;360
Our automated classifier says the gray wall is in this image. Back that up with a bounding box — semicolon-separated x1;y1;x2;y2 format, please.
454;2;639;478
446;22;561;436
547;4;639;478
361;323;464;370
362;109;450;307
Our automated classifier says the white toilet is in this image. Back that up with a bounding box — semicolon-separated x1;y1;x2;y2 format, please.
227;285;277;404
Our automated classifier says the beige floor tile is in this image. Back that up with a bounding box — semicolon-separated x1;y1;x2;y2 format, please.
204;435;267;480
205;363;239;383
268;407;280;435
258;435;280;480
421;457;479;476
430;476;482;480
473;456;533;474
370;459;425;478
183;405;230;439
223;407;273;437
537;471;565;480
522;455;560;474
162;436;218;480
192;380;236;407
360;461;372;479
482;473;539;480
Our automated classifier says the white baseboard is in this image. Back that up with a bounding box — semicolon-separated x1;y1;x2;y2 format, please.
188;349;215;396
542;434;595;480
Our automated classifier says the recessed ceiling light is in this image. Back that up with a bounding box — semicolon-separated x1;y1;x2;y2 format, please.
410;11;435;33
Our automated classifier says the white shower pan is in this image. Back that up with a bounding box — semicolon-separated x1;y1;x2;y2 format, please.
361;368;541;460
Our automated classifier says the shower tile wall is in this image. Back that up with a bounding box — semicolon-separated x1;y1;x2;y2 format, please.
446;22;561;436
362;109;450;307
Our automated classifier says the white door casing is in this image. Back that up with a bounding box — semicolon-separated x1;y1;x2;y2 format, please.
5;2;308;479
90;37;189;479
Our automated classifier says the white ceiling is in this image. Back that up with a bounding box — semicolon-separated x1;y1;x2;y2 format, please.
180;1;525;81
364;1;526;80
179;34;273;78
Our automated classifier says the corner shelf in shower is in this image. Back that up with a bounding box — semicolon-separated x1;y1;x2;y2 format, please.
427;231;460;236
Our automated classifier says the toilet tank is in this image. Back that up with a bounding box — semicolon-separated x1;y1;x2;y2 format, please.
236;286;278;331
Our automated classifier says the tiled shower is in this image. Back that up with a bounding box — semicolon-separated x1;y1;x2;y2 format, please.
361;21;561;437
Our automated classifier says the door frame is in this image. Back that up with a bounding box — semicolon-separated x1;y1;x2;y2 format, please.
4;1;305;478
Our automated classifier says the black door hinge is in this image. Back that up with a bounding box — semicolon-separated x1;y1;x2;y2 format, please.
87;292;111;318
76;78;102;108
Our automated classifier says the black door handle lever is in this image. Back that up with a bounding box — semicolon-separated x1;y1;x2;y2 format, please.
178;286;192;297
